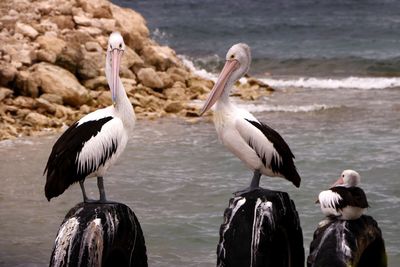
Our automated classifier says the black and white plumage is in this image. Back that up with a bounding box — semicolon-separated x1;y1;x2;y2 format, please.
44;32;135;203
318;170;369;220
199;43;301;193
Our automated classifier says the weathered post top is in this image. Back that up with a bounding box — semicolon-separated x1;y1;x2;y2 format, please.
308;215;387;267
49;202;147;267
217;188;304;267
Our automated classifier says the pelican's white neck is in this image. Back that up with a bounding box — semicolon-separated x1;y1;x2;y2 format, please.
105;51;135;128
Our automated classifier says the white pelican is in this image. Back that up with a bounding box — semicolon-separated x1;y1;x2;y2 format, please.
44;32;135;203
200;43;301;194
317;170;369;220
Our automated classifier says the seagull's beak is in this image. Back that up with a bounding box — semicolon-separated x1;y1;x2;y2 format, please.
199;59;239;115
111;49;123;105
332;176;344;187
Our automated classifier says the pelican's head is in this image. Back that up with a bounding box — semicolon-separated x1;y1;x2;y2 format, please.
107;32;125;104
200;43;251;115
332;169;361;187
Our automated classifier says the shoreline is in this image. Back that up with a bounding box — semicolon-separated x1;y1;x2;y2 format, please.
0;0;273;141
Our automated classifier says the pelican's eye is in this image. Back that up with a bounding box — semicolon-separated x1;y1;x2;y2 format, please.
119;43;122;48
230;54;235;59
342;174;345;177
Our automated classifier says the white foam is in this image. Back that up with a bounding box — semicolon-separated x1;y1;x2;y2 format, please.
179;55;217;81
238;103;340;113
260;76;400;90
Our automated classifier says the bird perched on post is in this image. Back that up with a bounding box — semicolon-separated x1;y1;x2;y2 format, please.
199;43;301;195
44;32;135;203
317;170;369;220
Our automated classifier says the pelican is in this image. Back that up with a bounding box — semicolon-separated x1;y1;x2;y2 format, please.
44;32;135;203
317;170;369;220
200;43;301;194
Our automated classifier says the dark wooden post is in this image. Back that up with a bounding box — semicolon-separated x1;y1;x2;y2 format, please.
217;188;304;267
307;215;387;267
49;202;147;267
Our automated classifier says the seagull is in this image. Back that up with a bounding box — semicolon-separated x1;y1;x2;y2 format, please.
44;32;135;203
200;43;301;194
317;170;369;220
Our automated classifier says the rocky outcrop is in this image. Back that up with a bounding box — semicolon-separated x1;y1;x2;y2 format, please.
0;0;273;140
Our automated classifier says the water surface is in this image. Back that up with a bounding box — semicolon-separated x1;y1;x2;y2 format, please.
1;86;399;266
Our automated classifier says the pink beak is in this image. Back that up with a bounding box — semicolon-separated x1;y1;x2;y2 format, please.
111;49;123;104
199;59;239;115
332;176;344;187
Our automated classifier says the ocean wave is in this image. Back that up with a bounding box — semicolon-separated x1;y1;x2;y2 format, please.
238;103;340;113
260;77;400;90
179;55;217;81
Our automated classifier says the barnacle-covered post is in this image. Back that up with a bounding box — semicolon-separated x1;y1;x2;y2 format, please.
307;215;387;267
49;202;147;267
217;188;304;267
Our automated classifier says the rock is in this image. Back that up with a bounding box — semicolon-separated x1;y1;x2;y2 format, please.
109;3;149;50
141;45;178;71
167;67;190;82
25;112;50;126
38;19;59;33
54;104;74;119
15;22;39;39
157;71;174;88
79;104;91;114
0;87;13;101
36;98;56;114
137;67;164;88
36;49;57;63
121;78;137;94
12;96;37;109
122;46;144;70
84;76;108;90
73;15;92;26
78;26;103;36
0;61;18;86
36;35;66;56
93;5;113;18
15;70;40;97
49;202;148;267
164;101;184;113
55;45;82;74
217;188;305;267
97;90;112;106
77;50;103;80
307;215;387;267
163;86;187;100
187;76;214;89
85;41;102;52
49;15;75;30
98;18;116;33
30;63;90;107
188;85;210;95
40;93;63;105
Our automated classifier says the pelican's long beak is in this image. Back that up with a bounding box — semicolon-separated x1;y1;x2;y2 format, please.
332;176;344;187
111;49;123;104
199;59;239;115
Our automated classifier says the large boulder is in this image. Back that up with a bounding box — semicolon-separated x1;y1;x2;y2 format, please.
137;67;164;89
108;1;149;51
141;45;179;71
30;63;90;107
